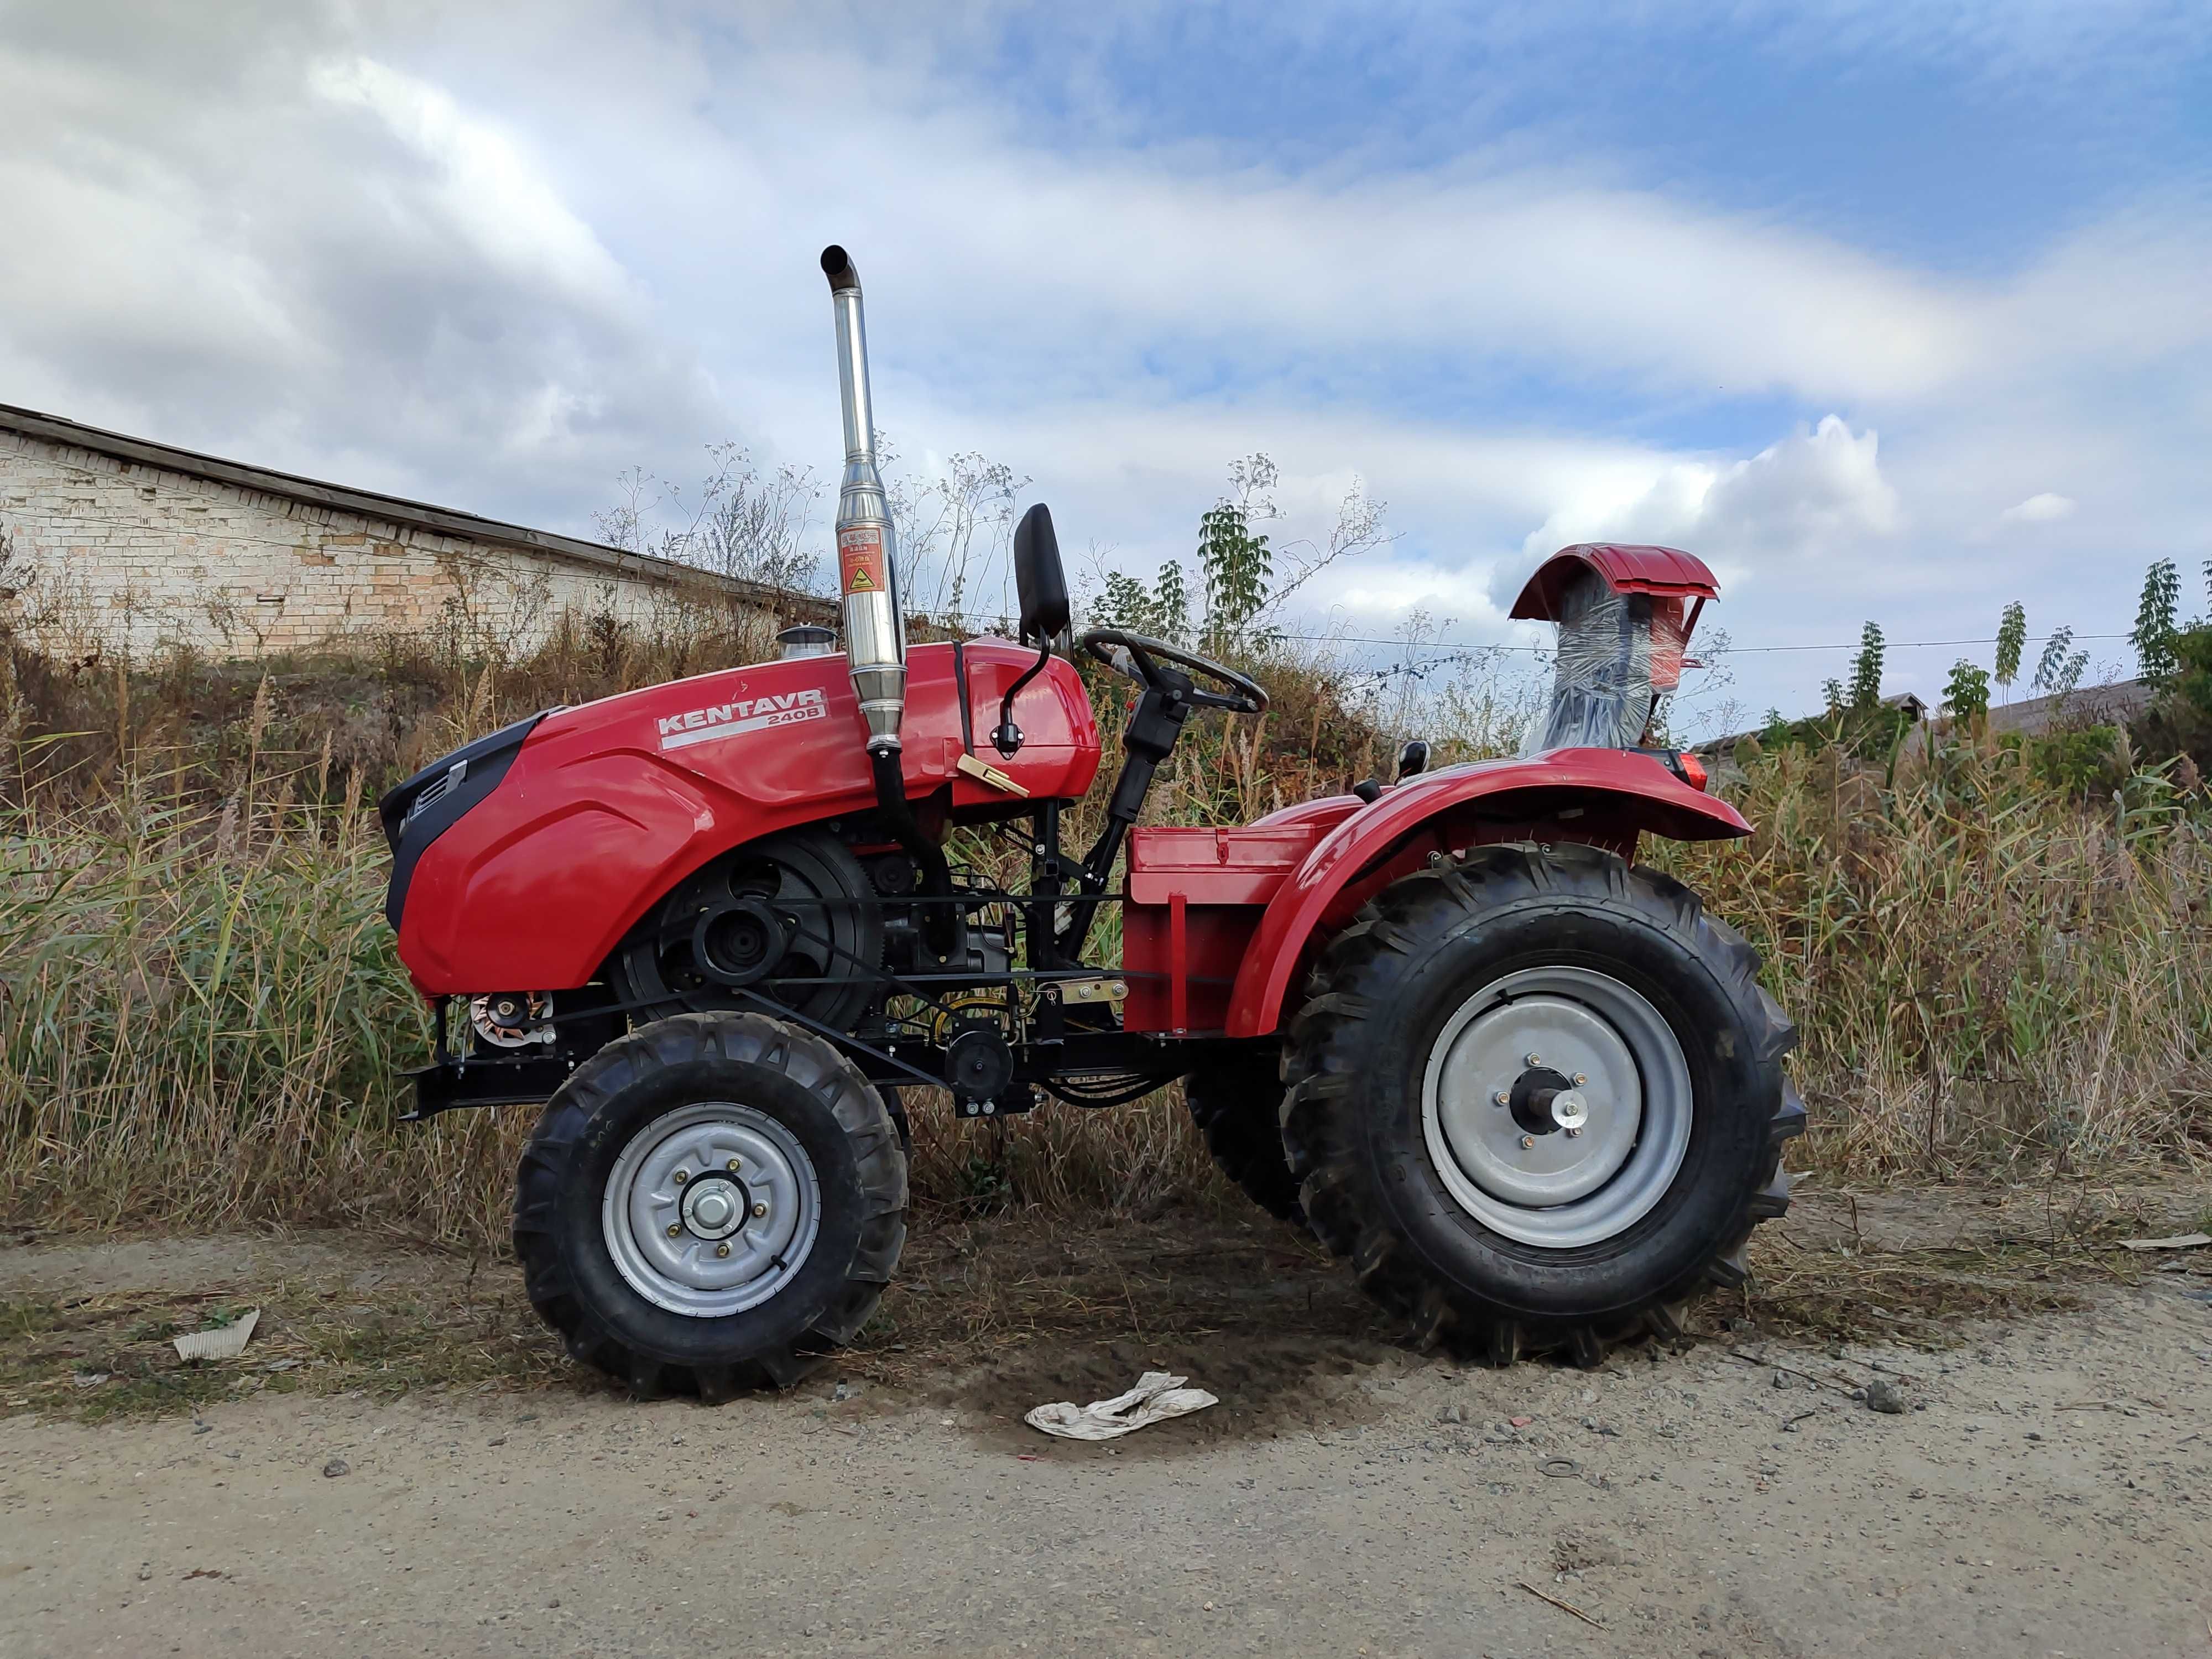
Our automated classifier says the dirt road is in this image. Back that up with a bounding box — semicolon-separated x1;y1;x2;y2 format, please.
4;1189;2210;1657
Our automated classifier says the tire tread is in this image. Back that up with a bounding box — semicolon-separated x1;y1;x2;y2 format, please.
512;1011;906;1401
1282;841;1801;1364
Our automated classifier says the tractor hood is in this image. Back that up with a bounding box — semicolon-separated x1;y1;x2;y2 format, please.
383;639;1100;997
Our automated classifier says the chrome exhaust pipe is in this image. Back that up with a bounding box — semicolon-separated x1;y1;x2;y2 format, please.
819;244;956;956
820;245;905;754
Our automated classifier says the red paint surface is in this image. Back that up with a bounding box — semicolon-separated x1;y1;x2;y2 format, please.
1124;822;1334;905
1218;748;1751;1038
398;639;1751;1040
1120;818;1335;1034
1510;544;1719;621
1123;904;1261;1035
395;639;1098;994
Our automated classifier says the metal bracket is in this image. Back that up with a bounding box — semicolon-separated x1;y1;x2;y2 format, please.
952;1084;1040;1120
401;1053;577;1121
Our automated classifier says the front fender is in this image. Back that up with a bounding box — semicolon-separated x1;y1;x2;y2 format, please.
1222;748;1750;1038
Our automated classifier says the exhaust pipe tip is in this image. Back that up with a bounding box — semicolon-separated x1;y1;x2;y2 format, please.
820;245;859;292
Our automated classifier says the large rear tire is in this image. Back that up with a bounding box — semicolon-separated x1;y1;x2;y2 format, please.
513;1011;906;1400
1282;842;1803;1365
1184;1065;1303;1222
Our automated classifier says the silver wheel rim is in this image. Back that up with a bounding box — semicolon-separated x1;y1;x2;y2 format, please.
601;1102;821;1317
1421;966;1692;1248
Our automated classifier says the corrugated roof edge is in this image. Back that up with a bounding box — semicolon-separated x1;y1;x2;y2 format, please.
1508;543;1719;622
0;401;830;618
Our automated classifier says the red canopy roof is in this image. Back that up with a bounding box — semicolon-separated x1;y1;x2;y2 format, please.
1509;544;1719;622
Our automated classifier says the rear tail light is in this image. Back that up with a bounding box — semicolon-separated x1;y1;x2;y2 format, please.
1677;750;1709;791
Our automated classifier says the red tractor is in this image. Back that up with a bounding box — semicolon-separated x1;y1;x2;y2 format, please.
380;247;1802;1399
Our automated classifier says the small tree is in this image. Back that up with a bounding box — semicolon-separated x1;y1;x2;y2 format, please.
1994;601;2027;700
1094;560;1190;645
2133;558;2182;683
595;445;828;625
1253;472;1396;623
1942;659;1990;729
883;446;1027;623
2032;627;2088;699
1847;622;1886;711
1196;500;1274;656
2175;624;2212;722
1820;677;1845;715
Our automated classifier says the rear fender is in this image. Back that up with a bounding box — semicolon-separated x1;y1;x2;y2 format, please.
1221;748;1750;1038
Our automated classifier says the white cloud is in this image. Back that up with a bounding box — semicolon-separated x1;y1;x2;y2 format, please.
308;56;633;311
1300;556;1508;624
0;0;2203;729
1999;492;2077;525
0;14;717;523
1511;416;1899;582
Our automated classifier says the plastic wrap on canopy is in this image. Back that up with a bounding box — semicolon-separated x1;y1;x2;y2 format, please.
1521;565;1689;754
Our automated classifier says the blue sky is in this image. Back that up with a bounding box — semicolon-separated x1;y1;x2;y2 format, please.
3;1;2207;732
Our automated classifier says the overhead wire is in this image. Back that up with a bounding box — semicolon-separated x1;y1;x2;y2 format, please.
1338;633;2133;691
901;600;2134;695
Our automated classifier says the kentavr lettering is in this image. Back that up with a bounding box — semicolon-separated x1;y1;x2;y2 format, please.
656;689;826;738
655;687;828;752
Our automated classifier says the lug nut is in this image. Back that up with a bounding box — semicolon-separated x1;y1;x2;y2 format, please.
1493;1091;1510;1107
752;1202;768;1218
715;1243;731;1259
1573;1073;1587;1086
1566;1126;1582;1138
1520;1135;1535;1150
727;1159;742;1172
666;1222;682;1237
1525;1053;1542;1067
672;1170;688;1185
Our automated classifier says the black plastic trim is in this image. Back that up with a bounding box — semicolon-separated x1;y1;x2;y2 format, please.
951;639;975;755
380;711;554;931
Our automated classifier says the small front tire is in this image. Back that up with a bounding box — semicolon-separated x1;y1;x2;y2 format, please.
513;1011;906;1399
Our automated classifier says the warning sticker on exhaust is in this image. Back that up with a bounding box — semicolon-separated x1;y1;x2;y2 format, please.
657;688;828;751
838;525;888;595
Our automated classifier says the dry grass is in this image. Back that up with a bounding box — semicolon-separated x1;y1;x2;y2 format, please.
1665;740;2212;1178
1718;1178;2212;1352
1;605;2208;1255
0;1210;1379;1426
0;775;1236;1248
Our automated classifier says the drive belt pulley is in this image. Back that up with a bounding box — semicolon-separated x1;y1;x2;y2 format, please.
613;829;882;1030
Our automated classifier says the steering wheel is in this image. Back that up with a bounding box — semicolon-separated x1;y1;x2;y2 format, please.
1077;628;1270;714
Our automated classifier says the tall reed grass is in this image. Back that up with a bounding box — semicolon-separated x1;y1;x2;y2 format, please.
1667;739;2212;1179
2;614;2205;1251
0;777;1228;1244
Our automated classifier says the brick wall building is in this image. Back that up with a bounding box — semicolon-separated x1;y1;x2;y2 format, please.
0;403;809;659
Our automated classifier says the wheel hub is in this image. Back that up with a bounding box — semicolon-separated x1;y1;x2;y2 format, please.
1421;967;1693;1248
601;1102;821;1318
677;1172;750;1241
1506;1065;1584;1137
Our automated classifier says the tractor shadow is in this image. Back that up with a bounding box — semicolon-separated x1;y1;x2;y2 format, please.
839;1207;1453;1453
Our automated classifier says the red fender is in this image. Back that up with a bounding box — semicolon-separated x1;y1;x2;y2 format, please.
1220;748;1750;1038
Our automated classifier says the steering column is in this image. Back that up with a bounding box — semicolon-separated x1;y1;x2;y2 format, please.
1053;629;1269;957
